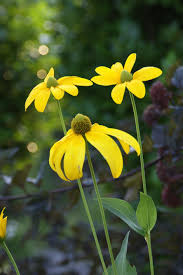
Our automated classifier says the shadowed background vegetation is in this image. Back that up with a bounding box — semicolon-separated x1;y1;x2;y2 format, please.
0;0;183;274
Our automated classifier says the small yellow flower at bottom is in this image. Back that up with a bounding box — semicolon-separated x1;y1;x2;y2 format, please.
49;114;140;181
91;53;162;104
25;68;93;112
0;208;7;241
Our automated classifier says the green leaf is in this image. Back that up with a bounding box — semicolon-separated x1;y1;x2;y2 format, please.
136;193;157;233
102;198;145;236
103;231;137;275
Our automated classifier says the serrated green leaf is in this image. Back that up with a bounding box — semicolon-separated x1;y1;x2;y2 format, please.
136;193;157;233
103;231;137;275
102;198;145;236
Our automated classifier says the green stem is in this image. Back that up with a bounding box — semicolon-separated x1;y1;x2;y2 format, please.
2;241;20;275
56;100;67;135
146;233;154;275
129;92;155;275
85;140;117;275
77;179;108;274
56;101;108;274
129;92;147;194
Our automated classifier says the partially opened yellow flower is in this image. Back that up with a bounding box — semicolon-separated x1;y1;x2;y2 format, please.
49;114;140;181
0;208;7;240
25;68;93;112
91;53;162;104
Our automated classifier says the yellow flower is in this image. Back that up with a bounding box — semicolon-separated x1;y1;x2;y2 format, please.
0;208;7;240
25;68;93;112
49;114;140;181
91;53;162;104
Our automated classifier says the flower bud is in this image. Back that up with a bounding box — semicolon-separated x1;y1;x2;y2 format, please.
150;81;171;109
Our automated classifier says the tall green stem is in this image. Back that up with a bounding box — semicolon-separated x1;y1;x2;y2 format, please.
129;92;155;275
146;233;154;275
2;241;20;275
56;101;108;274
85;140;117;275
129;92;147;194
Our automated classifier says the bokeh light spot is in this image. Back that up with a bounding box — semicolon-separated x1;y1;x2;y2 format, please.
27;142;38;153
37;69;47;79
39;45;49;55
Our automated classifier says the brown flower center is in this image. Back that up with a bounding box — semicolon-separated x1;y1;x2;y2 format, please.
71;114;92;135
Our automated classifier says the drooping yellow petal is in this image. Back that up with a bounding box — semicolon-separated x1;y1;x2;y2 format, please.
111;84;126;104
111;62;123;74
91;75;117;86
85;130;123;178
58;76;92;86
127;80;145;98
95;66;111;75
1;216;7;238
91;124;140;156
49;132;74;172
133;67;162;81
44;68;54;83
25;83;46;111
34;88;50;112
124;53;136;73
51;87;65;100
64;134;85;180
59;85;78;96
120;141;130;154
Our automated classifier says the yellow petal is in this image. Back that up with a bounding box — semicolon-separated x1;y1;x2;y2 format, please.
91;124;140;156
127;80;145;98
59;85;78;96
54;135;74;181
124;53;136;73
34;89;50;112
111;84;126;104
25;83;46;111
64;134;85;180
120;141;130;154
133;67;162;81
58;76;92;86
2;216;7;238
95;66;111;75
49;131;74;172
44;68;54;83
51;87;65;100
85;130;123;178
91;75;117;86
111;62;123;74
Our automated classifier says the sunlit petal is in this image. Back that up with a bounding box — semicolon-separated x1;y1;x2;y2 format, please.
58;76;92;86
120;141;130;154
85;130;123;178
95;66;111;75
59;85;78;96
124;53;136;73
34;89;50;112
91;75;117;86
111;84;126;104
91;124;140;155
111;62;123;74
127;80;145;98
51;87;65;100
133;67;162;81
64;134;85;180
44;68;54;83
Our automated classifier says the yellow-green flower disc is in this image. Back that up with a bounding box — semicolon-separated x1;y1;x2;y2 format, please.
71;114;92;135
46;76;58;88
120;70;133;83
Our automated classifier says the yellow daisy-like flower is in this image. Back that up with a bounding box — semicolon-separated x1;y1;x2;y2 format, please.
49;114;140;181
25;68;93;112
91;53;162;104
0;208;7;240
